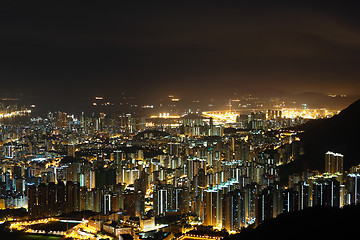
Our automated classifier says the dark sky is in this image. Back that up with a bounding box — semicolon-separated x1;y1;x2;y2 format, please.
1;2;360;107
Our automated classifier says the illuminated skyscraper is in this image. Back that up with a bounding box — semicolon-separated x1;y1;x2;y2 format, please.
244;183;258;223
256;188;274;225
222;189;245;231
204;188;218;226
325;151;343;174
346;173;360;205
173;187;186;213
168;143;180;157
56;111;67;128
255;185;282;225
294;181;310;210
282;189;298;213
153;184;172;216
65;181;80;213
312;178;340;208
67;144;76;157
4;144;15;159
103;193;111;215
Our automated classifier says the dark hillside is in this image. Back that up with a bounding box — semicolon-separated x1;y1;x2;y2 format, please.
226;205;360;240
279;99;360;180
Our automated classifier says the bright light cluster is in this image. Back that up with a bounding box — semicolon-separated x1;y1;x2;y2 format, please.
0;109;31;118
281;108;339;119
202;111;239;124
9;218;58;231
150;113;181;119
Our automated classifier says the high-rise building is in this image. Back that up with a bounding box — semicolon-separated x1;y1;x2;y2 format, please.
153;184;172;216
48;182;56;216
282;189;298;213
4;145;15;159
73;182;80;212
325;151;344;174
255;185;282;225
203;181;237;228
123;189;137;217
67;144;76;157
222;189;245;232
56;111;67;128
168;143;180;157
204;188;218;226
80;186;87;211
56;180;66;215
27;183;37;217
256;188;274;225
294;181;310;210
65;181;80;213
95;168;116;188
103;193;112;215
172;186;189;214
346;173;360;205
312;178;340;208
112;184;124;212
244;183;258;223
38;183;48;217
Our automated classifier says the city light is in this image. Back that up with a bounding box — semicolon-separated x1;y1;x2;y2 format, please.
0;89;358;239
9;218;59;231
202;108;339;124
281;108;339;119
1;2;359;239
150;113;181;119
202;111;239;124
0;109;31;118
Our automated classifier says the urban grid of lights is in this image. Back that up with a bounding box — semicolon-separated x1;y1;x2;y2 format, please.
202;108;339;124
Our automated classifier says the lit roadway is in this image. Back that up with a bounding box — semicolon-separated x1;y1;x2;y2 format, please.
177;234;223;240
9;218;112;240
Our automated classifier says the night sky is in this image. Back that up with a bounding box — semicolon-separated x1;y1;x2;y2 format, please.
1;2;360;108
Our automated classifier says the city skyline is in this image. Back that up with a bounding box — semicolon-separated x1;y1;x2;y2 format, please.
1;97;360;239
1;2;360;240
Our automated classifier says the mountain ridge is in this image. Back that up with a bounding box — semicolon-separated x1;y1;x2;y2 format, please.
279;98;360;181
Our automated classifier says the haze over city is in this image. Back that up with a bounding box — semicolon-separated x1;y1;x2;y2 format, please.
1;2;360;112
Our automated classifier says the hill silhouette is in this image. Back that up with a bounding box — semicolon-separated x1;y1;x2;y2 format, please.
288;92;359;109
226;205;360;240
279;98;360;181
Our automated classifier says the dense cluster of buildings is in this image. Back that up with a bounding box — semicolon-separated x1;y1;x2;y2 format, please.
0;108;358;238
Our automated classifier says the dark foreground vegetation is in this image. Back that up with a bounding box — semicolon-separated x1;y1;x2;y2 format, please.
226;204;360;240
